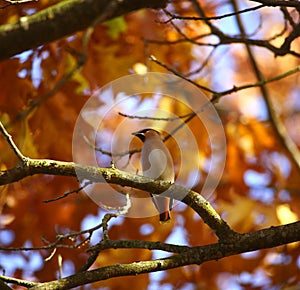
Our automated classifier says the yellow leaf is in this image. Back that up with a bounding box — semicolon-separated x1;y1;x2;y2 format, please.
276;204;299;249
132;62;148;75
218;192;256;232
276;204;298;225
104;16;127;40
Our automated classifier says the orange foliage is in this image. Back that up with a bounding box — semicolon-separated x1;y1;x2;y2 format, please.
0;1;299;289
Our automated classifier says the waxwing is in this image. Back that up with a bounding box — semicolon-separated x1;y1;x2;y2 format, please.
132;128;174;222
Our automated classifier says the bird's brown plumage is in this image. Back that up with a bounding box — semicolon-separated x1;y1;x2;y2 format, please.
133;129;174;222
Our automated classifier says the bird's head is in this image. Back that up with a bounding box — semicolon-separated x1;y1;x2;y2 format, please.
132;128;160;142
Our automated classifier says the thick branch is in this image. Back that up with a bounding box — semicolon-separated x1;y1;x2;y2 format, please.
0;157;234;240
88;239;191;254
20;221;300;290
0;0;167;61
0;279;12;290
0;122;232;239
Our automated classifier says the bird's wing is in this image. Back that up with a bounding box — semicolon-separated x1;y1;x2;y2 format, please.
142;148;167;180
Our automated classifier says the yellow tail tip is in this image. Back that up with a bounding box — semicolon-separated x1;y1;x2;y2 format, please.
159;212;171;224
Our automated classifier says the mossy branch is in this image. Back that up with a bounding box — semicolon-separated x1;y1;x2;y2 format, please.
0;0;167;61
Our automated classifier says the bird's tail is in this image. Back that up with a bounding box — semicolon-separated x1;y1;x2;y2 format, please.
159;211;171;223
151;194;172;223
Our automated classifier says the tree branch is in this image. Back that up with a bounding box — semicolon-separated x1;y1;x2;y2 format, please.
0;121;234;240
0;0;167;61
0;279;13;290
7;221;297;290
163;4;264;22
88;239;191;254
0;122;26;161
0;156;235;240
188;0;300;57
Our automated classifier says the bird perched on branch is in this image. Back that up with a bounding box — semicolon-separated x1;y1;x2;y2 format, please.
132;128;174;223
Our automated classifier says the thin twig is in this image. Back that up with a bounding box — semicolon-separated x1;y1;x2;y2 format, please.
212;65;300;100
0;121;26;161
0;218;105;252
78;193;131;271
150;55;215;93
100;192;131;240
43;181;92;203
80;128;141;157
118;111;193;121
185;47;216;77
162;4;264;22
0;275;38;288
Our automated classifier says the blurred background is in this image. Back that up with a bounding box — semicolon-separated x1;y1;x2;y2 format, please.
0;0;299;289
